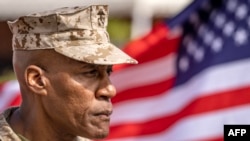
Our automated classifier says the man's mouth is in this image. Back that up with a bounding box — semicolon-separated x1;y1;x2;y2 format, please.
94;110;112;120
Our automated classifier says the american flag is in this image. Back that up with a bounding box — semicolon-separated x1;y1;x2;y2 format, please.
106;0;250;140
0;80;21;112
1;0;250;140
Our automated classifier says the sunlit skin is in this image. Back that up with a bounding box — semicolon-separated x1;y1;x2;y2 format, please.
8;50;116;141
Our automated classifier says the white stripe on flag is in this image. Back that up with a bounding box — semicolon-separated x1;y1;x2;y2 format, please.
0;80;20;111
111;53;176;93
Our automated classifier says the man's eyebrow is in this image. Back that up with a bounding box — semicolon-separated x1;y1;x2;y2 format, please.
80;64;113;69
80;63;96;69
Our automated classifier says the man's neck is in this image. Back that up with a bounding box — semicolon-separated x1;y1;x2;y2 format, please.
8;107;78;141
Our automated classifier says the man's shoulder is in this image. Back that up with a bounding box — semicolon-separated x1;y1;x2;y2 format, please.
0;107;22;141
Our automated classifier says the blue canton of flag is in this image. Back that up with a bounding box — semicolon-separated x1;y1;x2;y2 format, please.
168;0;250;85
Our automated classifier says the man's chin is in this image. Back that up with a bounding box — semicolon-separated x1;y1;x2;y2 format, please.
93;127;110;139
82;124;110;139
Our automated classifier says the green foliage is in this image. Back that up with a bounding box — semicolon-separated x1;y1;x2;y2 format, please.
0;70;16;83
107;18;131;48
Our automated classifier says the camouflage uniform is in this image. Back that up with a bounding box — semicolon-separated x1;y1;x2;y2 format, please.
0;107;23;141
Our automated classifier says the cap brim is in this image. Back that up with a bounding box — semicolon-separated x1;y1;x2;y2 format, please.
54;43;138;65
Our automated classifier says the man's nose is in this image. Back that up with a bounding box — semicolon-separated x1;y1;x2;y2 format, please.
96;76;117;100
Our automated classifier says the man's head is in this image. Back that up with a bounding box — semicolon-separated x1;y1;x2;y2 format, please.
8;5;137;140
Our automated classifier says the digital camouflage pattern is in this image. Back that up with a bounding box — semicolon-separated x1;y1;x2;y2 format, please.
0;107;24;141
8;5;138;65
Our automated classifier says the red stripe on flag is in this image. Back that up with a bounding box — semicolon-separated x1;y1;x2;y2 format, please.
197;137;223;141
113;22;180;71
0;82;5;96
112;77;175;104
108;86;250;138
8;93;22;107
208;137;223;141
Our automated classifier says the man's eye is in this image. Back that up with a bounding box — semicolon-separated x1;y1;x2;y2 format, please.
83;70;99;77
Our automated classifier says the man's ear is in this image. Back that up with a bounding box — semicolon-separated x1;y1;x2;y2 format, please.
25;65;48;96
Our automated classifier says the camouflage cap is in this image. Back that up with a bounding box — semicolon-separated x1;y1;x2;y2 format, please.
7;5;138;65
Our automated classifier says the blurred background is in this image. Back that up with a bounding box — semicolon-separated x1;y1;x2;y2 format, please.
2;0;250;141
0;0;192;81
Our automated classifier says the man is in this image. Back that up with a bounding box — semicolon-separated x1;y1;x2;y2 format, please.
0;5;137;141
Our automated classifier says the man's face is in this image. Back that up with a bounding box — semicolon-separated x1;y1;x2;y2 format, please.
41;54;116;139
